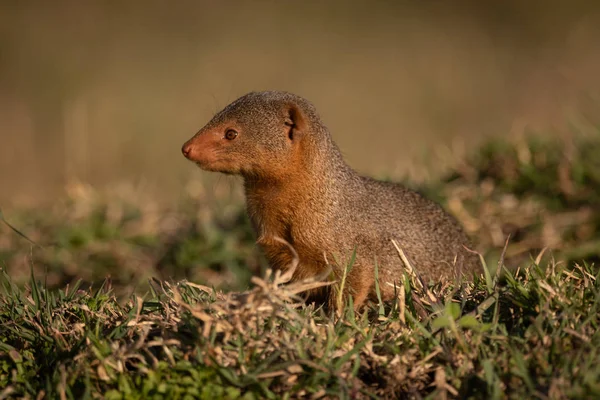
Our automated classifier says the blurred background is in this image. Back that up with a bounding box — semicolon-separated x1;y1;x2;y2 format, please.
1;0;600;205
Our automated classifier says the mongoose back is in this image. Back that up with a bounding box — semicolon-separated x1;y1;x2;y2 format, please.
182;91;480;309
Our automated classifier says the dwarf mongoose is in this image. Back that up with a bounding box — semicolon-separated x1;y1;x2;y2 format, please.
182;91;480;309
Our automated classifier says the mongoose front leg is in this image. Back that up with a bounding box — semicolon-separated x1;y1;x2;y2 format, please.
256;235;298;276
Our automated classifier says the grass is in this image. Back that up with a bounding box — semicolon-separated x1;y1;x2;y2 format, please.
1;134;599;398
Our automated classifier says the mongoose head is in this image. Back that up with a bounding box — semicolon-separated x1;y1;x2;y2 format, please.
182;91;324;179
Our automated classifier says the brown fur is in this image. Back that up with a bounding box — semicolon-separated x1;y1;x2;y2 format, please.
182;91;480;310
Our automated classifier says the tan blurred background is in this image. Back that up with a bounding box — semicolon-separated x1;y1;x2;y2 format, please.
1;0;599;205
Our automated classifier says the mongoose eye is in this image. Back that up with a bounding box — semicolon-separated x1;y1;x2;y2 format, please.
224;129;238;140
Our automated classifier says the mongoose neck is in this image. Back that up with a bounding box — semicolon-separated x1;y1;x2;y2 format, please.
244;123;357;193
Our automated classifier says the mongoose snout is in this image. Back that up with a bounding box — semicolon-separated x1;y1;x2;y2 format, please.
181;128;234;172
181;142;192;158
182;91;480;310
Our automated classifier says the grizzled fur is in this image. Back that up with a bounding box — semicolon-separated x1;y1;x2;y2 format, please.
182;91;480;309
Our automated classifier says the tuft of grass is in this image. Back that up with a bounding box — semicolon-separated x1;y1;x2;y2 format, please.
0;260;598;398
0;186;264;299
418;134;600;270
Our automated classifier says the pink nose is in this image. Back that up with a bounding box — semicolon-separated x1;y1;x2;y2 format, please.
182;142;193;159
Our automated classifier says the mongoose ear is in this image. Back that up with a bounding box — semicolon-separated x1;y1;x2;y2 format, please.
284;104;306;141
